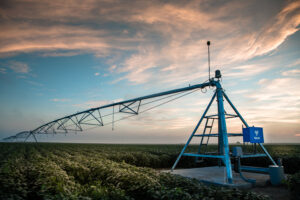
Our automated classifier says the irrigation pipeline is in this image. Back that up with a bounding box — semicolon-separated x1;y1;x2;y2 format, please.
3;79;215;141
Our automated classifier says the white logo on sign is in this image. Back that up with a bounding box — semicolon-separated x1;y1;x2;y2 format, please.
254;130;260;140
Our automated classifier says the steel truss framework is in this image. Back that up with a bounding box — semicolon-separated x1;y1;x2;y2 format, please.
3;80;213;142
2;77;277;184
170;80;277;184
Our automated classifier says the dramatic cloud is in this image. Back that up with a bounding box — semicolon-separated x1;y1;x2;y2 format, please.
1;1;299;84
110;0;300;84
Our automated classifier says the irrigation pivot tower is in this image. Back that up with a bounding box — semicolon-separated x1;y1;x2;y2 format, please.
170;70;277;184
2;41;278;185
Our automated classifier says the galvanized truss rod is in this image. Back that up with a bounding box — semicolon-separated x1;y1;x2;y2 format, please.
119;100;141;115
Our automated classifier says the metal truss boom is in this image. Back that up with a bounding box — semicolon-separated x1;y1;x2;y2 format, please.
1;80;216;142
31;81;214;133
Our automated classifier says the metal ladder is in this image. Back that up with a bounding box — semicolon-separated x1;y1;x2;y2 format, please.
195;118;215;163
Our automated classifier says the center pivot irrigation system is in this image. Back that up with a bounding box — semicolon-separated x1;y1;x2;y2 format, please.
3;41;278;185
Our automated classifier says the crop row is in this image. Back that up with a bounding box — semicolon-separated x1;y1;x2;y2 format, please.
28;143;300;173
0;143;272;200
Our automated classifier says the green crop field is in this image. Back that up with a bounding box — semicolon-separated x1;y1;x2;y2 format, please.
0;143;299;200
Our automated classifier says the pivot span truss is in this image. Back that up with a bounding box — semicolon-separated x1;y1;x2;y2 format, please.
3;81;213;142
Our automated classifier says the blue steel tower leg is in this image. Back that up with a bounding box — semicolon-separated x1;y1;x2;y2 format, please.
171;92;217;171
216;82;233;184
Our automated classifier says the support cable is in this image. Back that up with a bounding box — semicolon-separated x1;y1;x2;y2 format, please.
25;87;202;136
112;105;114;131
61;89;198;129
82;88;201;131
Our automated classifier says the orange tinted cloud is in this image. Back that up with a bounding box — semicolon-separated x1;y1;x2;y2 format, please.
0;0;299;84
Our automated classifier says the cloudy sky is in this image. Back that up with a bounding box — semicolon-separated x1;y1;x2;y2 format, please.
0;0;299;143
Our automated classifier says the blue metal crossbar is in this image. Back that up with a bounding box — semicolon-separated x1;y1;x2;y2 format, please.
194;133;243;137
240;166;269;174
205;113;238;119
240;154;267;158
183;153;224;159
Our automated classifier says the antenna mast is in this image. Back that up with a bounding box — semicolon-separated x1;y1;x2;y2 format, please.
207;41;211;80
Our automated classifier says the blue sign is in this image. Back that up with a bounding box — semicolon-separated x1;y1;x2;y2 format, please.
243;127;264;143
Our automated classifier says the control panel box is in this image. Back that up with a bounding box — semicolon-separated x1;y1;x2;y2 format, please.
243;127;264;143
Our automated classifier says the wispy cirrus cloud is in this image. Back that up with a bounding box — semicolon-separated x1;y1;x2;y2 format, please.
0;68;6;74
73;99;123;109
8;61;30;73
51;98;70;102
111;0;300;84
281;69;300;76
286;58;300;68
248;78;300;104
244;77;300;123
222;64;272;80
27;80;43;87
0;24;114;57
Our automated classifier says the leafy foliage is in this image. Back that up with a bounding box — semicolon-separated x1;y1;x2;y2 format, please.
286;172;300;200
0;143;298;199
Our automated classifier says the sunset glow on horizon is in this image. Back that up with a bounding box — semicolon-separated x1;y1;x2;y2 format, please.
0;0;299;143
